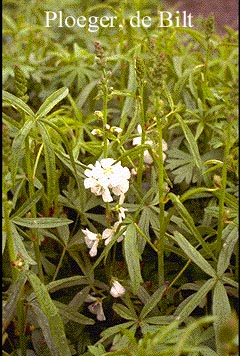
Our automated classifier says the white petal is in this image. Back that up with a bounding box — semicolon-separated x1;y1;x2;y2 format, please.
162;139;168;152
102;188;113;202
85;295;97;302
110;281;126;298
82;229;98;241
137;124;142;134
100;158;115;168
132;136;141;146
143;151;153;164
89;240;99;257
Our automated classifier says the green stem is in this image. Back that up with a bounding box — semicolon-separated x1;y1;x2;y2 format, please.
168;259;192;290
156;117;165;286
3;200;18;281
216;123;231;255
17;291;27;356
25;139;44;282
102;71;109;158
52;246;66;281
137;85;145;188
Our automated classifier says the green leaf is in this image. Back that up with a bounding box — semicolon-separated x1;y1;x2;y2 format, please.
165;148;200;184
3;90;35;117
27;271;72;356
140;285;167;319
217;224;238;276
11;222;37;266
12;217;73;228
11;188;43;218
169;193;216;261
175;278;216;319
172;231;216;277
36;87;69;119
213;280;232;356
2;272;28;333
124;224;143;294
53;300;95;325
11;118;35;185
38;122;57;204
144;316;176;325
175;113;202;170
47;276;89;293
100;321;135;341
113;303;137;321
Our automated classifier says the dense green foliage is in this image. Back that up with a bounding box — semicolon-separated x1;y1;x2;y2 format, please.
2;1;238;355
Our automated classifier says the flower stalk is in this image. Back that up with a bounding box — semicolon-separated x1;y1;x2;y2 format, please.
156;116;165;286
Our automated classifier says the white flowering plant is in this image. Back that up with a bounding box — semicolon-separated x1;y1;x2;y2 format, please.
2;1;238;356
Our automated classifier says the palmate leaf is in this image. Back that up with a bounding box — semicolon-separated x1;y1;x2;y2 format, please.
165;148;200;184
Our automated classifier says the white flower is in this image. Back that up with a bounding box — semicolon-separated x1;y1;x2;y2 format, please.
102;221;120;245
85;295;106;321
132;124;167;164
110;280;126;298
84;158;131;202
82;229;100;257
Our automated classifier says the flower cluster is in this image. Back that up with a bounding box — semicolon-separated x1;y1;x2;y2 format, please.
82;219;126;257
132;124;167;164
84;158;131;203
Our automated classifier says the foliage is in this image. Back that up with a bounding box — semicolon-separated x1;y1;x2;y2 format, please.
2;0;238;355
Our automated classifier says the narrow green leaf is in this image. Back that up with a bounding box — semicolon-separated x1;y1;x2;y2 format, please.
30;299;62;356
124;224;143;294
113;303;137;321
172;231;216;277
120;63;137;120
36;87;69;119
175;278;216;319
140;285;167;319
180;187;218;203
213;280;232;356
47;276;89;293
169;192;216;261
11;118;35;185
100;321;135;340
12;217;73;228
38;122;57;204
27;271;72;356
217;224;238;276
3;90;35;117
176;113;202;170
144;316;176;325
11;222;37;266
11;188;43;218
2;272;28;333
53;300;95;325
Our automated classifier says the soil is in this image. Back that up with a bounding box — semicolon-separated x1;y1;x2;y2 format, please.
165;0;238;33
